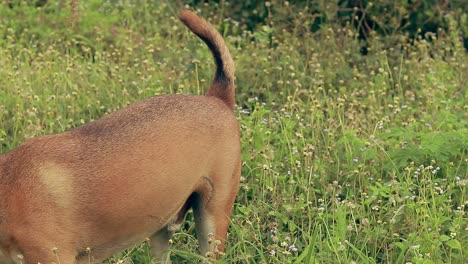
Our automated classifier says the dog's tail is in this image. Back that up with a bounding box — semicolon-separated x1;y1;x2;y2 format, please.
179;10;235;110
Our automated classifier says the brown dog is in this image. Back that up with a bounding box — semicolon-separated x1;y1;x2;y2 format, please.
0;10;240;264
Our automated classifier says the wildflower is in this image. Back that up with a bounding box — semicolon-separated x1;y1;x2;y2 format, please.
410;245;420;250
289;244;298;252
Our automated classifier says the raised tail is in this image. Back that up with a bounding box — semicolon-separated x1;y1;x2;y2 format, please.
179;10;235;110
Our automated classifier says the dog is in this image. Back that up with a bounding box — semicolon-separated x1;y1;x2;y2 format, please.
0;10;240;264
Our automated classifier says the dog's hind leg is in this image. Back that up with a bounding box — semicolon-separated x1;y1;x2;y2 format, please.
194;160;241;258
150;195;194;263
150;227;174;264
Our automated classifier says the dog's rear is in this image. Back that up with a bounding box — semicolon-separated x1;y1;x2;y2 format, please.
0;10;240;264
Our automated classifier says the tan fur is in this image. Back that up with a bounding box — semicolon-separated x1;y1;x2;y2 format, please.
0;10;240;264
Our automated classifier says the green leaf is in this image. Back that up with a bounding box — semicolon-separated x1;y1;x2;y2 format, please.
439;235;450;242
445;239;462;250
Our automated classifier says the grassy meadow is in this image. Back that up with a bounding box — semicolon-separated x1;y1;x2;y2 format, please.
0;1;466;263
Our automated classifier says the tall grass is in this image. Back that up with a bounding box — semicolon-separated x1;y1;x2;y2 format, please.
0;1;466;263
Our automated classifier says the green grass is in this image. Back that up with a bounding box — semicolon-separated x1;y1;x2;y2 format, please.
0;1;466;263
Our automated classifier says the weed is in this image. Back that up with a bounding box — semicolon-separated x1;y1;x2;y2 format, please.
0;1;466;263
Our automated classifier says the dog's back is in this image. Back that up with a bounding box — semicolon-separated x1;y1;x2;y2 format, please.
0;10;240;264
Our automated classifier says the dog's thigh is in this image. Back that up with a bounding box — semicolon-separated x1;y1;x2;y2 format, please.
15;227;77;264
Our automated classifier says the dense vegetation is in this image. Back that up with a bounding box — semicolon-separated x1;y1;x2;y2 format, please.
0;1;466;263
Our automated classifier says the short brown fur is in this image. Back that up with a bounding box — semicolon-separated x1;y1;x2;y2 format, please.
0;10;240;264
